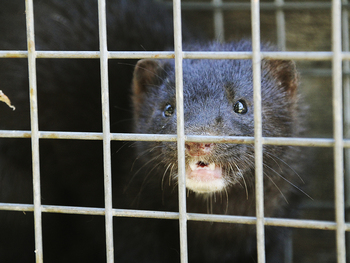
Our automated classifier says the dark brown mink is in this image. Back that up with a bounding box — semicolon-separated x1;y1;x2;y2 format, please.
130;41;305;262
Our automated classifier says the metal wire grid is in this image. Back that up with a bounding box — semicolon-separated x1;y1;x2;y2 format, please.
0;0;349;263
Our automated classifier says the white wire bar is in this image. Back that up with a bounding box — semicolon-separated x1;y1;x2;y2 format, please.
8;49;350;61
0;201;350;229
162;1;350;11
332;0;347;262
0;50;338;60
2;201;349;236
251;0;266;262
274;1;291;261
2;130;350;148
173;0;188;262
97;0;115;262
213;0;225;42
24;0;43;262
343;0;350;245
275;0;286;51
343;0;350;257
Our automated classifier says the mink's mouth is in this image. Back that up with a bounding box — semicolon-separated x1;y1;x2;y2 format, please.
185;160;224;193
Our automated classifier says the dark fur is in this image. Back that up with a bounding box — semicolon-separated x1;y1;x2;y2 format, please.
0;1;303;262
0;0;185;262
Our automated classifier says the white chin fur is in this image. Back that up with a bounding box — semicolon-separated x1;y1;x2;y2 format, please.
186;178;225;193
184;161;225;193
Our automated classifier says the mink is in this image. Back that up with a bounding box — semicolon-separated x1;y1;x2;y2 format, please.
130;41;303;262
0;0;304;262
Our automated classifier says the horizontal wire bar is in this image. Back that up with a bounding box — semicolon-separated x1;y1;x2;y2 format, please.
187;214;343;231
0;202;349;231
0;50;346;61
0;203;34;212
184;51;335;60
108;51;174;59
300;68;350;77
163;1;350;11
0;51;27;58
8;50;350;61
0;51;175;59
0;130;349;148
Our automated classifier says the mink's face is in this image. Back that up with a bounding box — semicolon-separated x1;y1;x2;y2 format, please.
132;51;299;194
144;59;257;193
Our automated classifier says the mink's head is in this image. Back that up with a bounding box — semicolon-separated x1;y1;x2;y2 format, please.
131;41;300;195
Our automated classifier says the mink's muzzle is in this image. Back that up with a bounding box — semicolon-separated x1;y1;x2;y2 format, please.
185;142;214;157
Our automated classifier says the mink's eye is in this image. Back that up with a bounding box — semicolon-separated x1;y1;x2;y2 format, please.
233;100;248;114
163;104;174;117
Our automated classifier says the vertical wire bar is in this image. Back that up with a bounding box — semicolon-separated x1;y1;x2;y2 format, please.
251;0;266;263
342;0;350;258
173;0;188;262
213;0;225;42
284;229;293;263
25;0;43;262
332;0;347;262
97;0;114;262
275;0;291;261
275;0;286;51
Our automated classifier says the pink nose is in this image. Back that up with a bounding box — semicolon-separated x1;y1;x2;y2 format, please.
185;142;214;156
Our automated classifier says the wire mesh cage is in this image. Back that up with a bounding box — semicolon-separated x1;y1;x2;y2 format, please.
0;0;349;262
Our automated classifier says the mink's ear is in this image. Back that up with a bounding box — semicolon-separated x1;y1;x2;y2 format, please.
262;59;299;97
132;59;164;112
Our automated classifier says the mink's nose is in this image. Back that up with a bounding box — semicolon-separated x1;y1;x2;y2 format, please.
185;142;214;156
